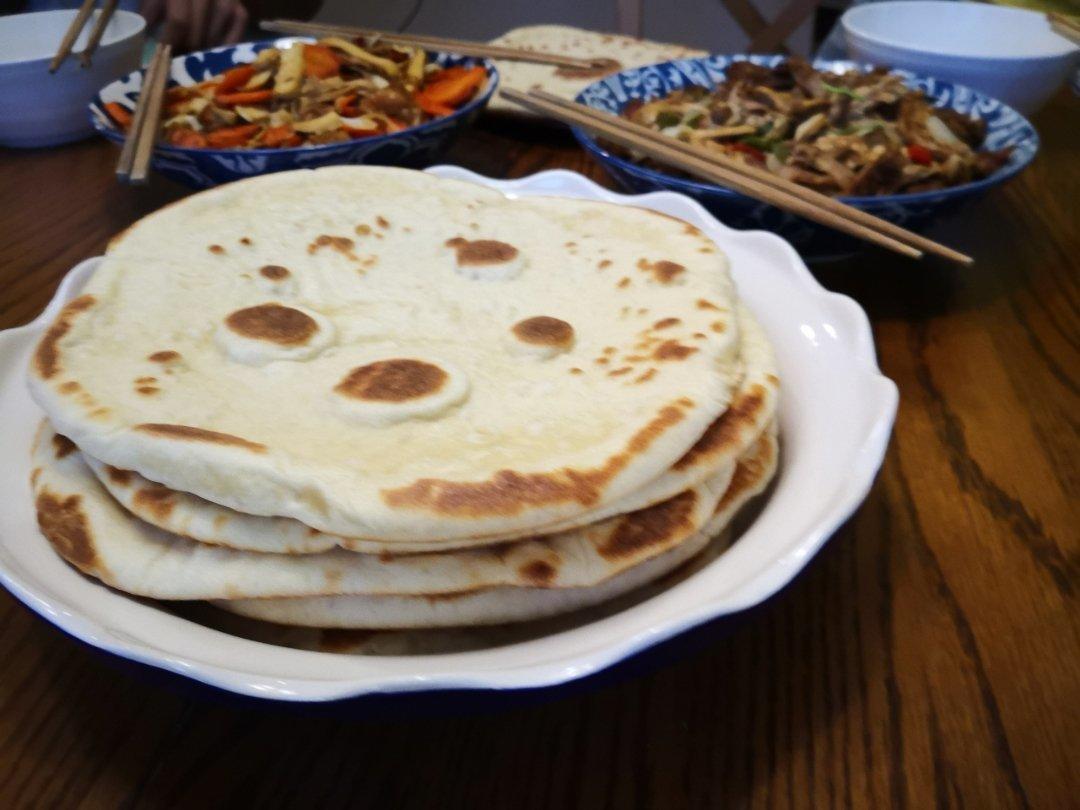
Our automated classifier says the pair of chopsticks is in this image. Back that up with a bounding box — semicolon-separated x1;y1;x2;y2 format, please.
49;0;119;72
502;88;973;265
116;43;172;184
260;19;612;72
1048;13;1080;46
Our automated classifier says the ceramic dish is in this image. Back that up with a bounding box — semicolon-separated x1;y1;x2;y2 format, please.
89;39;498;188
0;9;144;148
574;55;1038;261
0;167;896;701
843;1;1079;115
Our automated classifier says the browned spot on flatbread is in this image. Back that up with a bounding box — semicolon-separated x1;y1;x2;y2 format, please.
608;366;633;377
598;489;698;561
225;304;317;346
518;559;557;586
653;317;681;330
616;277;631;289
324;569;343;588
711;320;727;333
683;223;702;236
135;376;157;384
148;350;181;363
697;299;721;311
445;237;518;266
30;468;41;487
35;490;98;570
554;58;622;79
715;432;776;514
308;234;357;261
335;359;447;402
594;357;609;366
672;385;766;471
319;629;377;653
259;265;290;280
135;424;266;452
766;373;779;385
136;386;160;396
239;237;253;246
59;381;81;394
598;259;612;269
602;346;616;355
654;340;698;361
34;295;95;380
382;400;690;517
511;316;574;348
105;466;133;486
635;368;658;384
569;367;584;375
637;258;686;284
693;332;706;339
133;486;177;521
51;434;76;459
355;224;372;236
376;216;390;229
208;244;225;255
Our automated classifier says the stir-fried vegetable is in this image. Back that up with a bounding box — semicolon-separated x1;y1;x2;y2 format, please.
102;38;489;150
619;58;1012;196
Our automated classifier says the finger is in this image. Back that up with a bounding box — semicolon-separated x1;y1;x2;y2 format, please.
140;0;165;30
206;0;235;45
223;3;249;45
161;0;191;49
190;0;210;51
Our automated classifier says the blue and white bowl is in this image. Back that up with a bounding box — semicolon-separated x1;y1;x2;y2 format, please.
575;55;1038;261
90;38;498;188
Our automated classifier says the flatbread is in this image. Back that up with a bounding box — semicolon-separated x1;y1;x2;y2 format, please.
82;303;777;554
218;427;778;628
30;420;738;600
28;167;742;545
488;25;706;114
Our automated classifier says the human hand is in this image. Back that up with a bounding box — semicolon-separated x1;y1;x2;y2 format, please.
140;0;249;51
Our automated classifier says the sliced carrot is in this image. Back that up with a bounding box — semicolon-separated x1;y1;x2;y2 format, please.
261;125;302;148
215;65;255;95
425;66;471;83
303;44;341;78
206;124;261;148
104;102;133;129
334;93;360;117
166;128;209;148
414;66;485;115
214;89;274;106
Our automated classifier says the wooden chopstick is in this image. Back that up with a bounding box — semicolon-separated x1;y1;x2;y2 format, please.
116;43;171;184
503;88;925;260
79;0;119;67
529;89;973;265
1048;13;1080;45
49;0;97;73
260;19;607;71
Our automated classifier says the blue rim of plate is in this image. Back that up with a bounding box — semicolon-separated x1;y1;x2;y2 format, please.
573;55;1039;207
89;38;499;158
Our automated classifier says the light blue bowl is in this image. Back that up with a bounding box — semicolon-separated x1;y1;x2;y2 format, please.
574;55;1038;261
90;38;498;188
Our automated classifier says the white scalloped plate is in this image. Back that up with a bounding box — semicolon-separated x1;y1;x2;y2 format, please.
0;167;897;701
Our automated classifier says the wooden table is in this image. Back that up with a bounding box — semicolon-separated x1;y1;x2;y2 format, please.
1;93;1076;809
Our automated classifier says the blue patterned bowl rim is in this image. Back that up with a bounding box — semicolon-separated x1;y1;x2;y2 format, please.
89;37;499;158
573;54;1039;206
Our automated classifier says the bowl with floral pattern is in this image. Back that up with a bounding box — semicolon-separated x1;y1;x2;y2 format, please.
90;38;498;188
573;55;1038;261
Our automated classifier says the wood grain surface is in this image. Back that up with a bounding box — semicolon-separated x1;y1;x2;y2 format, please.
0;92;1076;810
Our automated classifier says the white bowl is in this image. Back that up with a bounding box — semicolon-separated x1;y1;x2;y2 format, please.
842;1;1078;114
0;10;145;148
0;167;897;701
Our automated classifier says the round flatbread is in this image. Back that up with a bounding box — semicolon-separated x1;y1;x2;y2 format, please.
28;167;743;544
82;303;777;554
218;427;778;628
30;421;736;600
488;25;706;114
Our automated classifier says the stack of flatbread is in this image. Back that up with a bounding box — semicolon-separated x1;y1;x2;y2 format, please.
488;25;706;114
26;166;778;629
